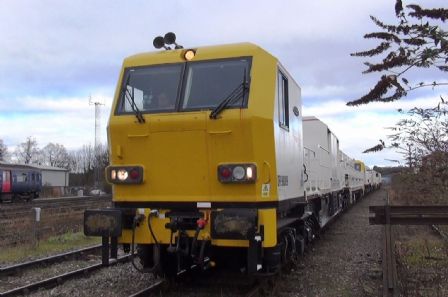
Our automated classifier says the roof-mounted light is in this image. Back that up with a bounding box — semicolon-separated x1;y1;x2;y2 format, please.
184;49;196;61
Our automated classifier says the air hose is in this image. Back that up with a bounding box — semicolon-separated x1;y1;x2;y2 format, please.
130;211;160;273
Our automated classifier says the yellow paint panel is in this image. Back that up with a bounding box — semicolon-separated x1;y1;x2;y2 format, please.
108;42;280;203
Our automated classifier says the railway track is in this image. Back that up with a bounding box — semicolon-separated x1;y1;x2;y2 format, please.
1;192;381;297
370;200;448;297
0;254;131;297
127;279;165;297
131;275;268;297
0;244;102;276
0;195;111;209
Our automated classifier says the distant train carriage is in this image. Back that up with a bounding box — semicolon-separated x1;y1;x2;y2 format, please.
372;170;382;189
352;160;366;200
340;151;357;204
0;163;42;202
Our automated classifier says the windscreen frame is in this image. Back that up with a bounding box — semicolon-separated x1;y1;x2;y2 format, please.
114;56;253;115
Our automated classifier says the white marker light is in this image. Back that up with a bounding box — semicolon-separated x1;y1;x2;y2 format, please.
232;166;245;180
184;50;195;61
117;169;128;181
246;167;253;179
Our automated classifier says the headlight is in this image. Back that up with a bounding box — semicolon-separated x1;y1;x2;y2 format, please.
106;166;143;184
117;170;128;181
218;163;257;184
232;166;245;180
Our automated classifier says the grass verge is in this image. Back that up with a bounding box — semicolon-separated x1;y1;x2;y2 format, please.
0;231;101;264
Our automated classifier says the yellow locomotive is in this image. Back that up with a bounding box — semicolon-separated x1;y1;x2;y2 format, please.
85;33;327;276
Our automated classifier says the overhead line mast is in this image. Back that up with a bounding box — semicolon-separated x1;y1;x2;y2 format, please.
89;96;104;189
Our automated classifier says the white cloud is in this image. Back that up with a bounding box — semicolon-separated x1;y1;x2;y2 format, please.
4;96;112;113
303;95;443;117
0;94;112;150
0;0;444;168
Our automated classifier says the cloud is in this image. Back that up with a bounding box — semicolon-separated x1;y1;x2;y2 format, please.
303;95;444;117
0;0;445;168
0;93;113;113
0;93;112;150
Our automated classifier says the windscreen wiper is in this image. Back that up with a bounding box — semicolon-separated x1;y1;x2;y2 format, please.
209;70;249;120
123;75;145;124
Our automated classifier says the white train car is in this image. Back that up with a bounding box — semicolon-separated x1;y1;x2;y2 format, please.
303;117;343;195
303;116;344;225
372;170;382;189
366;168;375;193
353;160;366;200
339;151;356;205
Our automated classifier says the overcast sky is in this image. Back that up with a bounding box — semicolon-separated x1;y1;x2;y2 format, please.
0;0;445;167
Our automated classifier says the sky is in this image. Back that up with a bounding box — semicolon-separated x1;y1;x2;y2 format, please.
0;0;445;167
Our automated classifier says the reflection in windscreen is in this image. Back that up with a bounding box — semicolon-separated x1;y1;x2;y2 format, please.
182;59;250;110
119;64;182;113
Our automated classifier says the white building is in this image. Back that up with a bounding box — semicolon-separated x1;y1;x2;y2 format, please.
30;165;69;196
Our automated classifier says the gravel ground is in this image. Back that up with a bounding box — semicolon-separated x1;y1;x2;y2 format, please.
29;261;157;297
5;190;386;297
277;189;386;297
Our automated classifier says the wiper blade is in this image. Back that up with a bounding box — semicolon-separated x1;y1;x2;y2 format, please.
209;82;248;120
123;75;145;124
210;67;249;120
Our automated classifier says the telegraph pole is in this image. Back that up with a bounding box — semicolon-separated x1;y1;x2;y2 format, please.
89;96;104;189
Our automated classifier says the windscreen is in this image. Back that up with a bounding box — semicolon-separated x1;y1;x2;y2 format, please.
181;58;251;110
117;64;182;113
116;57;251;114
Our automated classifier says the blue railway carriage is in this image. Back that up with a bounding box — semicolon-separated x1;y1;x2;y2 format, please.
0;163;42;202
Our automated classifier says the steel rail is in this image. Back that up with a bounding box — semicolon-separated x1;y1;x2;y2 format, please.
431;224;448;242
127;280;165;297
370;205;448;213
0;244;102;276
127;256;211;297
0;255;130;297
369;205;448;225
244;282;262;297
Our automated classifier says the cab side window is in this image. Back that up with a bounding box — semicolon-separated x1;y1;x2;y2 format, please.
278;71;289;130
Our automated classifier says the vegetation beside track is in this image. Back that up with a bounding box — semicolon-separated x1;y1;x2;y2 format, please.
0;231;100;264
395;227;448;296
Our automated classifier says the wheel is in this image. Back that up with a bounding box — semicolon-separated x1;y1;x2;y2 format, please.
136;244;155;269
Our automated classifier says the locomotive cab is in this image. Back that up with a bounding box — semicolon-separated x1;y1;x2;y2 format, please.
85;40;311;277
